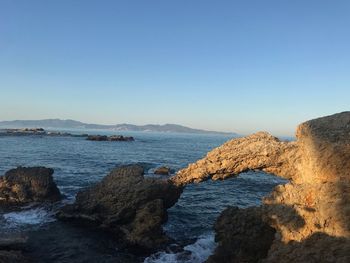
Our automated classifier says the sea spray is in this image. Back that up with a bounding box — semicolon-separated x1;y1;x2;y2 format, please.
144;233;216;263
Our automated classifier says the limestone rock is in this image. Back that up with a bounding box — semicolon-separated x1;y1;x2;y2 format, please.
207;206;275;263
172;132;299;186
0;167;61;208
58;165;182;252
173;112;350;262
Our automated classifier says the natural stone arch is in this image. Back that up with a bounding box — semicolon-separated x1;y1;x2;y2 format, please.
171;112;350;262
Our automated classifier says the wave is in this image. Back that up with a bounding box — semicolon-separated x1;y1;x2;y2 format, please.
144;233;216;263
2;207;56;228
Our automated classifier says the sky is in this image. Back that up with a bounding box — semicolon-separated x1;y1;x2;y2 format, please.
0;0;349;136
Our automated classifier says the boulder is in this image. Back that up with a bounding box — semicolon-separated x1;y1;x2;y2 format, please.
154;166;172;175
207;206;275;263
58;165;182;252
0;167;61;207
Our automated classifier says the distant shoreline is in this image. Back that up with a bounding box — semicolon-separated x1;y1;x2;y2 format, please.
0;119;237;136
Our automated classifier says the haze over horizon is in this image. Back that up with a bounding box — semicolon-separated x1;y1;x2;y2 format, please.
1;1;349;136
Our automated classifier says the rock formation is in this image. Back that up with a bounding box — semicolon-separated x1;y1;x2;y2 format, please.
206;206;275;263
172;111;350;262
58;165;182;252
0;167;61;208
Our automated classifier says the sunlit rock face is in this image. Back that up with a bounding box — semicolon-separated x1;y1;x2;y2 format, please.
171;132;300;185
172;112;350;262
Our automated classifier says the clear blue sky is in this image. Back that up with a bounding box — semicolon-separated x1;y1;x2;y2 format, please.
1;0;349;136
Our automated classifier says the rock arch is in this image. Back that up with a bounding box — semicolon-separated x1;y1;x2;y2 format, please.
171;112;350;262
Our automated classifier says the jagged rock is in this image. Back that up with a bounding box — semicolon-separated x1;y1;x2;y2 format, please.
86;135;134;141
0;167;61;208
58;165;182;252
173;112;350;262
154;166;172;175
207;206;275;263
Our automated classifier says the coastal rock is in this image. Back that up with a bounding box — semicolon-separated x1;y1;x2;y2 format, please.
154;166;172;175
172;112;350;262
86;135;134;141
58;165;182;252
0;167;61;207
207;206;275;263
172;132;299;185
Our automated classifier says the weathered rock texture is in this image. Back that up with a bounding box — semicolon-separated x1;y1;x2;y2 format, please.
172;111;350;262
172;132;299;185
58;165;182;252
206;206;275;263
0;167;61;207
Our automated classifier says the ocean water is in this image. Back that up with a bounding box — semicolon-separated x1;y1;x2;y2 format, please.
0;131;286;262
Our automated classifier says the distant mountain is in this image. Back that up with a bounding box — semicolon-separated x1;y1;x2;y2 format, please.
0;119;237;135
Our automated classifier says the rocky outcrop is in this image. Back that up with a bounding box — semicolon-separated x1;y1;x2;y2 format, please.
86;135;134;141
0;167;61;208
58;165;182;252
172;112;350;262
207;206;275;263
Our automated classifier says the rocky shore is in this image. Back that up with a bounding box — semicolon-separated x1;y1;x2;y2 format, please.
0;167;62;262
1;112;349;262
172;111;350;262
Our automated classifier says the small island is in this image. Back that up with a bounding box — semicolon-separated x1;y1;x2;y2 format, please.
86;135;134;142
0;128;134;142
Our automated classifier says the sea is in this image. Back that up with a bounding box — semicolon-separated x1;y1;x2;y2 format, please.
0;130;286;263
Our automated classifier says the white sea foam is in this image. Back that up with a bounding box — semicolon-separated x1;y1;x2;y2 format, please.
3;207;55;227
144;233;216;263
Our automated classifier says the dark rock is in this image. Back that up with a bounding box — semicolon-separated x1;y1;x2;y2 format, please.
86;135;134;141
86;135;108;141
154;166;173;176
207;206;275;263
108;135;134;141
58;165;182;252
0;167;61;208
